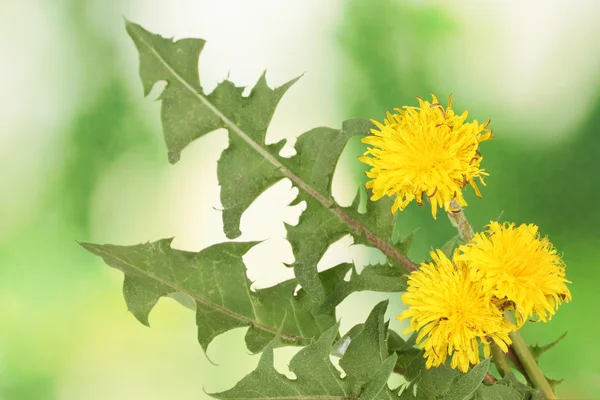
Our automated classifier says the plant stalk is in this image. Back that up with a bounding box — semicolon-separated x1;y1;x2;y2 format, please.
446;199;556;399
509;331;556;399
447;199;474;241
491;343;513;378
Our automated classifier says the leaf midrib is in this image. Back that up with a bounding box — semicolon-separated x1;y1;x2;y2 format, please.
81;243;306;343
131;28;416;273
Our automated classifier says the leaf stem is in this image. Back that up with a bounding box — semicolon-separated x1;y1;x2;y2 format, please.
446;200;556;399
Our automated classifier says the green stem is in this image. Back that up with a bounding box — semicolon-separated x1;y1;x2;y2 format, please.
491;343;513;378
448;199;475;241
509;331;556;399
506;346;533;385
446;199;556;399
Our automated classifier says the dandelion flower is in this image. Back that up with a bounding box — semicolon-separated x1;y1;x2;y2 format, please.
359;94;492;218
398;250;514;372
456;221;572;324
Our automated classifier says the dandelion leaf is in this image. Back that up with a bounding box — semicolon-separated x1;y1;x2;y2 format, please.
441;358;490;400
125;20;414;303
474;384;524;400
528;331;567;363
340;301;391;393
213;305;399;400
79;239;337;353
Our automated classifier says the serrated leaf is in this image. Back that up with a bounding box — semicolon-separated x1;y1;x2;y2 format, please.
331;323;364;357
394;349;420;372
361;354;399;400
125;21;416;303
387;331;416;353
340;301;390;393
442;358;490;400
80;239;336;353
405;355;459;399
387;331;419;372
334;327;418;372
495;375;540;400
212;324;350;400
320;263;408;314
213;322;398;400
283;121;414;300
528;331;567;363
474;384;524;400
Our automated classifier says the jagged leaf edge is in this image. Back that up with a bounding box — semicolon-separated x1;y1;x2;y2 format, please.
124;20;416;303
80;238;344;355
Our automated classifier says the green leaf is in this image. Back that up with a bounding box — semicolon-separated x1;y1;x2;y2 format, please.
494;375;540;400
387;331;419;372
398;384;417;400
405;355;459;399
213;320;399;400
526;332;567;391
80;239;337;353
528;331;567;363
387;331;416;353
320;263;408;314
442;358;490;400
340;301;390;393
440;234;460;258
474;384;524;400
394;349;420;372
125;20;416;303
393;228;418;254
212;324;349;400
331;323;364;357
547;377;564;390
361;354;399;400
282;121;414;301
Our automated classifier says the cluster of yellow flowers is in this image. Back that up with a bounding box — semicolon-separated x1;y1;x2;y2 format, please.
399;222;571;372
359;95;572;373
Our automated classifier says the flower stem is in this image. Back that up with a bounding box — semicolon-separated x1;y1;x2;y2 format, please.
448;198;475;242
509;331;556;399
446;200;556;399
491;343;513;378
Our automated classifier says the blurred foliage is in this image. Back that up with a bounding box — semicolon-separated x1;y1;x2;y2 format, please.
0;2;160;399
338;0;600;398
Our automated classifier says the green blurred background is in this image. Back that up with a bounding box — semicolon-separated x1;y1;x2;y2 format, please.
1;0;599;399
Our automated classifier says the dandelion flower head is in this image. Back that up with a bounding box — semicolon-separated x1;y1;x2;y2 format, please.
359;94;492;218
456;221;572;325
398;250;514;372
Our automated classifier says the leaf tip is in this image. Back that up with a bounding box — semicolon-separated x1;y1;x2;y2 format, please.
132;313;151;328
78;241;100;255
168;150;182;165
123;18;143;37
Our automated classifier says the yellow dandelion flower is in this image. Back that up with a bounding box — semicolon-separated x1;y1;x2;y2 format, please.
358;94;492;219
456;221;572;325
398;250;514;373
